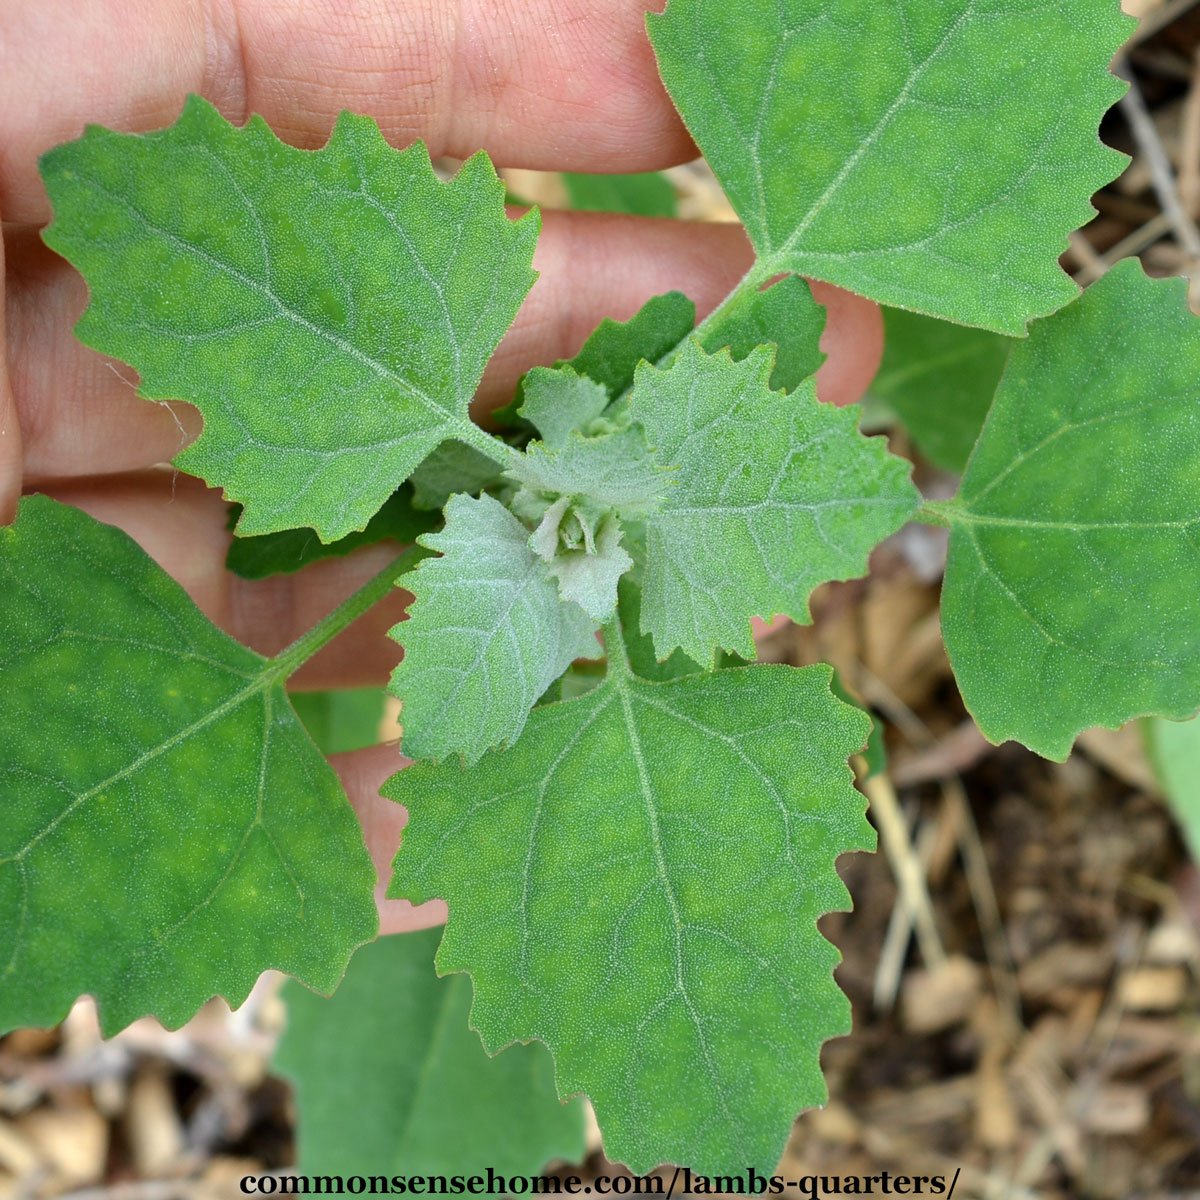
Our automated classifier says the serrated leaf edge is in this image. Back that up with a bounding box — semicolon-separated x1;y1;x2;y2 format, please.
40;95;539;543
386;663;876;1173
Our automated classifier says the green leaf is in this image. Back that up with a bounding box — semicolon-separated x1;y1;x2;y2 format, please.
226;487;435;580
41;95;536;540
566;292;696;396
410;441;507;512
292;688;388;755
0;497;376;1035
870;309;1011;472
387;663;874;1174
700;275;825;393
631;339;920;665
562;171;678;218
510;427;667;513
276;929;586;1175
618;528;706;683
493;292;696;432
519;367;611;447
648;0;1132;333
1145;718;1200;863
939;260;1200;761
389;494;598;763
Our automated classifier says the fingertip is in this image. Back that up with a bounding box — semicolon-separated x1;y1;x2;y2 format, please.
329;741;447;935
809;280;884;408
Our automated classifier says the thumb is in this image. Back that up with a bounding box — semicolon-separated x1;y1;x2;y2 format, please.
0;215;22;524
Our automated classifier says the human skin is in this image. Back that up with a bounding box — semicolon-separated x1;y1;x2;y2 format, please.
0;0;883;933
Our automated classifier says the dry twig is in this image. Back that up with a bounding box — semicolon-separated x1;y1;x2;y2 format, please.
1116;58;1200;303
861;773;947;974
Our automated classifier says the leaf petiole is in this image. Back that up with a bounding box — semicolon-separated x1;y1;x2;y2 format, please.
267;544;431;681
601;616;632;681
690;260;775;345
914;500;961;529
451;418;527;470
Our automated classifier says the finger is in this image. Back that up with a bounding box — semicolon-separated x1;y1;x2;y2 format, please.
2;0;690;226
0;209;21;524
483;215;884;414
40;471;413;690
808;279;885;409
15;214;881;483
331;743;446;937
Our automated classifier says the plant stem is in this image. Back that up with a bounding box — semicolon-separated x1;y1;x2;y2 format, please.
691;260;774;344
267;544;429;681
601;616;632;681
914;500;961;529
454;417;525;470
610;259;774;407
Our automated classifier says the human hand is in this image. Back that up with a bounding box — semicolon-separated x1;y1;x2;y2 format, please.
1;0;884;932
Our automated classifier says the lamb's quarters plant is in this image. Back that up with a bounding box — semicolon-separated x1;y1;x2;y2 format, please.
3;0;1189;1177
276;929;586;1176
867;309;1012;473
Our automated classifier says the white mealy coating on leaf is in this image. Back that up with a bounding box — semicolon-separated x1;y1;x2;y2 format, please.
630;338;919;666
389;493;598;764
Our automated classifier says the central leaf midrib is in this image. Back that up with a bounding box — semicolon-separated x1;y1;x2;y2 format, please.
954;511;1200;532
517;690;614;985
663;495;911;519
612;677;735;1124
